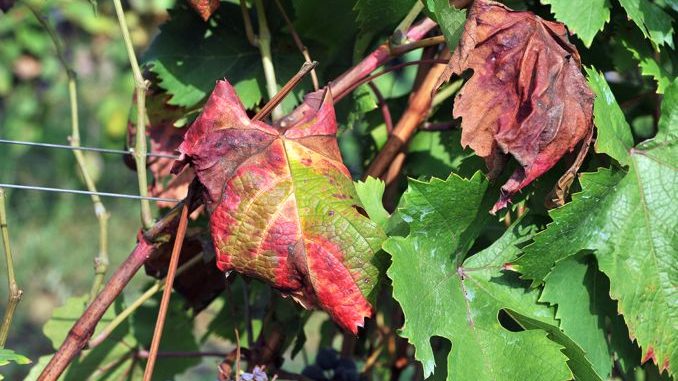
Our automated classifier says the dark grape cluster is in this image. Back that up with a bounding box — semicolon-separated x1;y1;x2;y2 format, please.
301;348;359;381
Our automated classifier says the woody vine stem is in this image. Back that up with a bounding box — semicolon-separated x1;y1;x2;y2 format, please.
0;188;21;347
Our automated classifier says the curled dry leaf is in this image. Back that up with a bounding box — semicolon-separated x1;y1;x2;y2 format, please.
126;86;194;209
186;0;220;21
173;80;386;333
439;0;594;212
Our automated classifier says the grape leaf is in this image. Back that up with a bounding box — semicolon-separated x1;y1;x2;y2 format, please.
540;256;615;379
354;177;389;230
174;80;386;333
618;26;673;94
618;0;675;51
585;68;634;165
186;0;220;21
516;81;678;374
127;85;193;208
354;0;415;35
425;0;467;51
144;3;301;109
384;173;573;380
541;0;610;47
0;349;30;367
293;0;357;51
440;0;594;212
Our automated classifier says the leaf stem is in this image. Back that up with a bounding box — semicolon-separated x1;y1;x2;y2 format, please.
0;189;21;348
367;81;394;134
254;0;284;121
431;78;463;107
28;4;110;303
392;1;425;45
240;0;257;47
390;35;446;56
112;0;153;230
142;187;192;380
253;61;318;122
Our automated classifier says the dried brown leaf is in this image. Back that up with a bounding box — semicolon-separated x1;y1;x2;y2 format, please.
440;0;594;212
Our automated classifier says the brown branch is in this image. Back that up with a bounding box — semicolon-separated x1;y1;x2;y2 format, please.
137;350;229;359
37;235;156;381
365;50;451;178
330;18;437;98
333;58;450;103
253;61;318;122
390;35;445;56
37;192;201;381
367;82;393;134
277;18;437;128
142;186;192;380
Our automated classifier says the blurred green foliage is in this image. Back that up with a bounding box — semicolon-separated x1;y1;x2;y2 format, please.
0;0;173;378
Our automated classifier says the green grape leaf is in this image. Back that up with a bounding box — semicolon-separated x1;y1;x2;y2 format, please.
384;173;572;380
585;67;634;165
540;256;615;379
618;27;673;93
511;313;604;381
0;349;30;368
516;80;678;375
144;2;301;109
425;0;467;51
618;0;675;50
541;0;610;47
354;0;415;35
354;177;390;230
293;0;357;51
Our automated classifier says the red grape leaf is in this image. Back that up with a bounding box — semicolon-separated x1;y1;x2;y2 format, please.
440;0;594;212
173;80;386;333
186;0;220;21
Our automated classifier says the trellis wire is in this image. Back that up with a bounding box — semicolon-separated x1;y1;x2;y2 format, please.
0;139;180;159
0;184;181;203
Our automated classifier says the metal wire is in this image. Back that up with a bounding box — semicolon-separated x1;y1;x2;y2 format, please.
0;184;181;202
0;139;180;159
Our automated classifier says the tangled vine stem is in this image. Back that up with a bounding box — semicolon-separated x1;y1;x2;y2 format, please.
87;254;203;349
142;185;192;381
36;194;200;381
0;188;21;347
112;0;154;230
27;4;110;303
366;49;452;178
37;18;439;380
